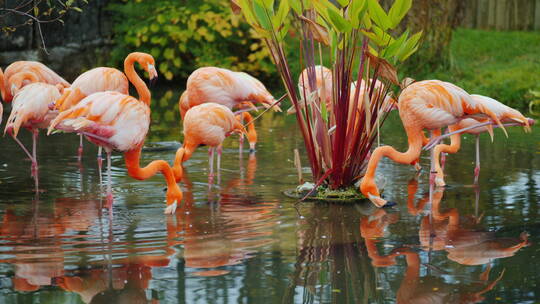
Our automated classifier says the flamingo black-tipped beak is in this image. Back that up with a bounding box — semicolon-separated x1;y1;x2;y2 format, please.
148;76;158;89
147;63;159;88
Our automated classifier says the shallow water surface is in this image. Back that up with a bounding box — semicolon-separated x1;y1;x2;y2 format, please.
0;89;539;303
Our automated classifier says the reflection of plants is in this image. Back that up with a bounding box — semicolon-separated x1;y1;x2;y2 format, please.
284;204;380;303
109;0;275;80
527;90;540;114
236;0;421;190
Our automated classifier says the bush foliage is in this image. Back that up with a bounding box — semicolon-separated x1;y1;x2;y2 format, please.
108;0;276;81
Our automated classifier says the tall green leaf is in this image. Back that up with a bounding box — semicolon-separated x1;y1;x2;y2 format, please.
388;0;411;28
289;0;302;14
272;0;290;29
327;7;351;32
253;0;272;30
367;0;390;30
348;0;367;28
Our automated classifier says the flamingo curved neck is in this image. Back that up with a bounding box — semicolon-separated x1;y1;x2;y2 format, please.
13;71;39;86
0;68;6;102
124;54;150;105
124;146;176;189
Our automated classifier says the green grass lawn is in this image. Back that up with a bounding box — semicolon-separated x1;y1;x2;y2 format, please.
420;28;540;111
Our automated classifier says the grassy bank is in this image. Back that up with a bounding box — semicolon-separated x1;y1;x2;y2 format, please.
417;28;540;111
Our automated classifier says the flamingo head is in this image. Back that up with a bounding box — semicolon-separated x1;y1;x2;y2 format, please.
164;184;183;215
360;177;388;208
132;52;158;87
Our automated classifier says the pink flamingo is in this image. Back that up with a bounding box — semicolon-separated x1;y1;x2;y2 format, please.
4;72;62;183
173;103;247;186
48;52;182;214
431;94;532;186
179;67;279;152
52;53;155;163
360;80;506;207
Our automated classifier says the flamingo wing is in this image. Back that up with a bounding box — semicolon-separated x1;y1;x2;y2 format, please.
71;67;129;96
48;91;150;151
4;83;61;136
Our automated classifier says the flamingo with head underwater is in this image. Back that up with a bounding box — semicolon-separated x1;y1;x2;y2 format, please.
360;80;507;208
51;53;157;163
172;103;247;186
430;94;532;186
179;66;280;152
48;52;183;214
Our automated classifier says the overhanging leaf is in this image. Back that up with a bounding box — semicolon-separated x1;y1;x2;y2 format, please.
299;15;330;45
365;50;399;85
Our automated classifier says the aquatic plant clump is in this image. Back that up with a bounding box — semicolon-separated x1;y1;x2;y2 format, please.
235;0;421;191
285;182;367;203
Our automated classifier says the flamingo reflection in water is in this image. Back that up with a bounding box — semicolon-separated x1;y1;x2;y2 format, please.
0;197;101;292
167;155;277;277
56;259;161;304
409;182;530;265
360;181;529;303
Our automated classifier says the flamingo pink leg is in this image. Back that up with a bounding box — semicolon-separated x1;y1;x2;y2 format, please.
32;129;39;175
474;135;480;184
217;145;222;174
208;147;215;177
217;144;222;184
440;153;446;171
238;114;245;154
429;131;437;186
97;146;103;185
77;134;84;161
105;149;113;208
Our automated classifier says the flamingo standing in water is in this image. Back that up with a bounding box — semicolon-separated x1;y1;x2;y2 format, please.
179;67;280;152
4;72;62;183
431;94;532;186
360;80;507;207
291;65;394;116
0;61;69;102
51;53;156;163
173;103;247;183
48;52;183;214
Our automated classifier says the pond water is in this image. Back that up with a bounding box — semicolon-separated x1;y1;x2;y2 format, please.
0;88;539;304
